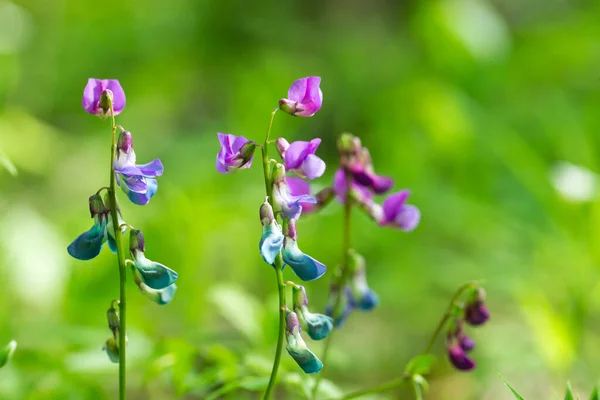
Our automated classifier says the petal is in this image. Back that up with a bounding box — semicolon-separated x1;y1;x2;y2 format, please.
104;80;126;115
82;79;103;114
282;238;326;281
231;135;250;153
284;139;321;170
447;345;475;371
134;255;178;290
287;177;311;197
370;174;394;194
259;221;284;265
124;178;158;206
304;312;333;341
140;283;178;305
382;191;410;222
287;77;310;102
286;346;323;374
67;223;106;260
300;154;326;180
137;159;164;177
356;289;379;311
393;204;420;231
119;173;147;193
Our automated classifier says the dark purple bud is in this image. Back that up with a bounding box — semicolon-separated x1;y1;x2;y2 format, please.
88;193;107;218
447;344;475;371
464;288;490;326
459;335;475;352
129;229;145;254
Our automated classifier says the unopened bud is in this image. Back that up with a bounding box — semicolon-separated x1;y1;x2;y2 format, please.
276;138;290;158
238;141;257;166
129;229;146;254
106;305;120;338
117;130;133;153
260;200;275;226
89;193;107;218
292;285;309;309
272;163;287;184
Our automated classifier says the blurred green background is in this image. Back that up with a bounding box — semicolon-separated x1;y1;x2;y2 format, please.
1;0;600;398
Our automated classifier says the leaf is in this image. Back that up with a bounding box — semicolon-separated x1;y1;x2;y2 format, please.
0;340;17;368
238;376;270;392
590;386;599;400
404;354;436;375
499;374;526;400
565;382;575;400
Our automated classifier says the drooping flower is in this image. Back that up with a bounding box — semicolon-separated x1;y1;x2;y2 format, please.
272;163;316;220
379;190;421;231
67;194;110;260
259;200;284;265
447;343;475;371
216;133;256;174
113;130;164;206
279;76;323;117
129;230;178;290
82;79;126;118
281;219;326;281
277;138;326;180
292;285;333;340
347;250;379;311
284;309;323;374
324;284;355;328
464;288;490;326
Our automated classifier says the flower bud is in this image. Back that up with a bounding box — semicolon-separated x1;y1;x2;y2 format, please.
464;288;489;326
447;343;475;371
106;304;120;338
347;250;379;311
259;201;284;265
337;133;359;155
260;199;275;225
98;89;114;117
103;337;119;363
0;340;17;368
129;229;146;254
276;138;290;158
292;285;309;309
284;309;323;374
117;130;133;153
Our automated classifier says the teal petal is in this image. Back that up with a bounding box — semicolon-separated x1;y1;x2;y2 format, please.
303;312;333;341
285;329;323;374
106;215;126;254
133;253;178;290
282;238;326;281
140;283;177;305
259;220;284;265
67;221;107;260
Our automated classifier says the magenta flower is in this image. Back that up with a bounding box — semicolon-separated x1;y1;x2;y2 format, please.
447;344;475;371
379;191;420;231
346;148;394;194
278;138;326;180
216;133;256;174
464;288;490;326
279;76;323;117
82;79;126;118
333;168;373;204
287;177;317;214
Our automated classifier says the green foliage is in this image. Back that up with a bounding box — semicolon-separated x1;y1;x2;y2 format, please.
500;375;526;400
404;354;436;376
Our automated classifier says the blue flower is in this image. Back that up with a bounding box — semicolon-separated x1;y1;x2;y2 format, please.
325;284;355;328
259;200;284;265
292;285;333;340
67;194;109;260
271;163;316;220
113;130;163;206
282;237;326;282
347;250;379;311
285;310;323;374
129;230;178;290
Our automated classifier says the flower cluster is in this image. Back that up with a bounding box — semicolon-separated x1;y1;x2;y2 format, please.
217;76;330;375
69;79;177;365
446;287;490;371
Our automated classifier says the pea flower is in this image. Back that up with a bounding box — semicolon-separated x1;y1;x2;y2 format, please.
82;79;126;118
259;200;284;265
285;309;323;374
325;284;355;328
347;250;379;311
216;133;256;174
276;138;326;180
113;130;164;206
447;342;475;371
286;177;335;215
67;194;109;260
464;288;490;326
292;285;333;340
379;190;421;231
129;230;178;290
279;76;323;117
272;163;316;220
333;168;373;204
282;219;326;282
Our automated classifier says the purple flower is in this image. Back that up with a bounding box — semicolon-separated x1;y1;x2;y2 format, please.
216;133;256;174
447;344;475;371
333;168;373;204
272;164;316;220
279;76;323;117
464;288;490;326
278;138;326;180
287;177;317;214
113;130;164;206
379;191;420;231
82;79;126;118
459;335;475;352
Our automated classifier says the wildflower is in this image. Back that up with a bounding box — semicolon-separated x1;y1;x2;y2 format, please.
347;250;379;311
333;168;373;204
464;288;490;326
67;194;109;260
324;284;354;328
285;309;323;374
279;76;323;117
82;79;126;118
113;130;164;206
129;230;178;290
259;200;284;265
281;219;326;281
447;343;475;371
216;133;256;174
292;285;333;340
277;138;326;180
272;163;316;220
379;190;421;231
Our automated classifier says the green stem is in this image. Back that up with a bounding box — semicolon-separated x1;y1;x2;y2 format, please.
338;281;478;400
262;108;287;400
312;170;353;399
106;103;128;400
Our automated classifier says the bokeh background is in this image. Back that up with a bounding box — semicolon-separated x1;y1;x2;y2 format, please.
1;0;600;398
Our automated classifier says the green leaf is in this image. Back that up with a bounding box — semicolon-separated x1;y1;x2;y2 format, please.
565;382;575;400
0;340;17;368
499;374;526;400
589;386;599;400
404;354;436;375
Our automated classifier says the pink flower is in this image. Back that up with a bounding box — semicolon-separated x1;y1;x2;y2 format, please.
279;76;323;117
82;79;126;118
